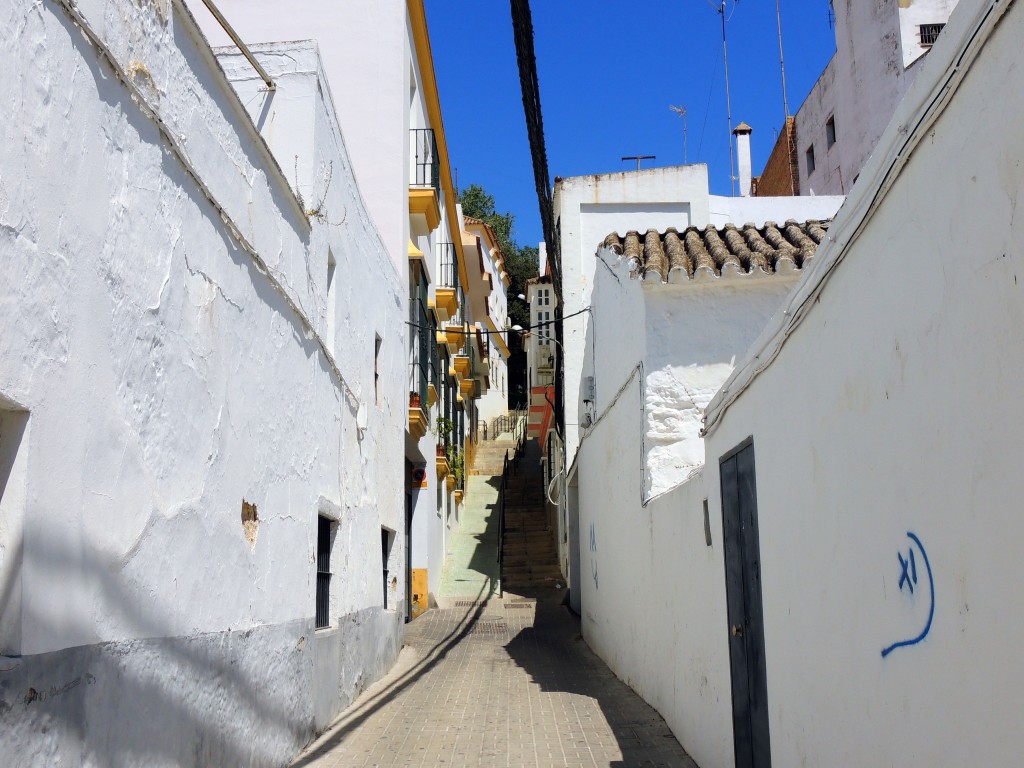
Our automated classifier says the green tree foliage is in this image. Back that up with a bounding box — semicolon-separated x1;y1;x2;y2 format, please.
459;184;540;407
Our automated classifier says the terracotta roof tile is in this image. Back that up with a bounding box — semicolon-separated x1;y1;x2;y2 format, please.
601;219;831;283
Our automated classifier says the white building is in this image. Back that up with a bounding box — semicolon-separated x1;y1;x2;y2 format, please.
194;0;496;618
757;0;960;196
573;0;1024;765
463;215;513;433
0;2;405;764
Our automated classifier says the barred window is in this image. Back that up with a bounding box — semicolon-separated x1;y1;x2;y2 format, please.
315;516;334;629
919;23;945;46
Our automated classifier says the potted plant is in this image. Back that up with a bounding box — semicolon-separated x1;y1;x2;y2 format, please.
409;391;421;409
432;417;454;440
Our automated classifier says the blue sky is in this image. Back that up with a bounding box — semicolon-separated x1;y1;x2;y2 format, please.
425;0;837;249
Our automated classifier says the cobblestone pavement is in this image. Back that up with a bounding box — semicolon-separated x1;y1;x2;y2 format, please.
292;595;698;768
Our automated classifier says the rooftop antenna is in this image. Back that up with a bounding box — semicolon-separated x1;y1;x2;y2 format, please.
669;105;688;163
622;155;656;171
775;0;790;116
710;0;739;195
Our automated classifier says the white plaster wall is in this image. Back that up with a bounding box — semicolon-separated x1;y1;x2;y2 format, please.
570;167;845;763
577;381;733;768
0;2;404;763
641;281;798;499
709;194;844;228
189;0;410;276
703;1;1024;763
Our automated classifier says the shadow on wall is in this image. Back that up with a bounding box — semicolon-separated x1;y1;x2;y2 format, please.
292;578;498;766
0;531;320;767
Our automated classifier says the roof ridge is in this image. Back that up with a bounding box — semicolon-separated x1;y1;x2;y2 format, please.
599;218;832;283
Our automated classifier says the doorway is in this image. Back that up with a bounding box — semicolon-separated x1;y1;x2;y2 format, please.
720;438;771;768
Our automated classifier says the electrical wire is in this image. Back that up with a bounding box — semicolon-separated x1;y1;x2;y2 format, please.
404;305;591;335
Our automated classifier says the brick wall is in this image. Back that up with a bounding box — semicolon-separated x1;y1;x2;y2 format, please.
753;116;799;196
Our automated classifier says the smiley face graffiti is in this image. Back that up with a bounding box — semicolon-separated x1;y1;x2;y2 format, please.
881;531;934;659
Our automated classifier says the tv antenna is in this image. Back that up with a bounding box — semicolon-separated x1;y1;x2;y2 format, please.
776;0;791;116
621;155;656;171
709;0;739;195
669;105;688;163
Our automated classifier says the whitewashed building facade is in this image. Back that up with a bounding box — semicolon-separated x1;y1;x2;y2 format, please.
195;0;498;618
0;1;406;764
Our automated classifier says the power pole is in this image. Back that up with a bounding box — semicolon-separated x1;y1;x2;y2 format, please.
669;105;688;164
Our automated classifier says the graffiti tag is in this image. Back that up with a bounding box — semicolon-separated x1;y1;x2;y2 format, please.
589;523;599;590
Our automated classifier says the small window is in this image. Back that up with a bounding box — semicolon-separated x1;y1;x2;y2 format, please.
316;516;334;629
919;23;945;46
825;116;836;149
539;311;550;346
805;145;816;175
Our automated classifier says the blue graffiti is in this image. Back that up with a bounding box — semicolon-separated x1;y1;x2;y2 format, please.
881;531;934;659
589;523;599;590
898;548;917;593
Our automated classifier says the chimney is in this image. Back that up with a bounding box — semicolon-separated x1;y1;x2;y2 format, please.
733;122;753;197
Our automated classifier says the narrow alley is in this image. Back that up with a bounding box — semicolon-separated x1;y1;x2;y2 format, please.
293;435;697;768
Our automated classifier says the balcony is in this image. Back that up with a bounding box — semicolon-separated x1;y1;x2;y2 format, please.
409;129;441;232
408;262;434;440
434;243;459;322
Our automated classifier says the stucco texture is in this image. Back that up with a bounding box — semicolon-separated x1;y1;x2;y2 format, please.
0;1;405;764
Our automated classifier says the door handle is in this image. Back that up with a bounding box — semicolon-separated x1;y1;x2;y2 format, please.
731;624;744;637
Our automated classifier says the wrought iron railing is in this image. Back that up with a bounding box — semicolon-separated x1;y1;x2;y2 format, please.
498;448;508;597
411;128;439;191
437;242;458;288
488;408;528;441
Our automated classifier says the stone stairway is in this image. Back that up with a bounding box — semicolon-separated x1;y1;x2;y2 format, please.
437;431;563;602
500;439;563;594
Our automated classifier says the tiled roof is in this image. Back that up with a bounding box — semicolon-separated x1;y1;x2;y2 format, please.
464;216;506;262
601;219;831;283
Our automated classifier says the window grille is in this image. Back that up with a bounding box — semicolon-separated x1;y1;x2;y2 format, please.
316;516;333;629
919;23;945;46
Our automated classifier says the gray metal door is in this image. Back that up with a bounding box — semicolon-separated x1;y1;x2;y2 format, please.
720;439;771;768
